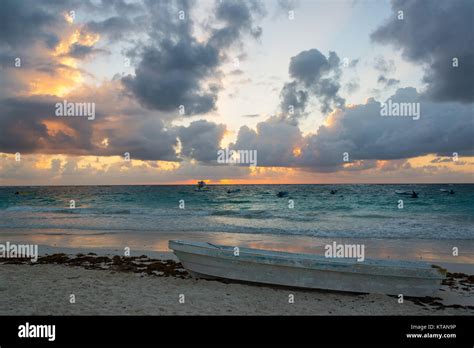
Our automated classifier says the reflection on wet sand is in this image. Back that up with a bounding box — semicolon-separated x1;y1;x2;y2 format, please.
2;228;473;265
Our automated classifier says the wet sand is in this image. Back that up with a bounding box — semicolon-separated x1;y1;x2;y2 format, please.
2;228;473;266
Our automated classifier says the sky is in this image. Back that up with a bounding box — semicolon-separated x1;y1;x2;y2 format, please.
0;0;473;185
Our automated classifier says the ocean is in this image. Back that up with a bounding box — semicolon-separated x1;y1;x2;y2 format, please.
0;184;472;240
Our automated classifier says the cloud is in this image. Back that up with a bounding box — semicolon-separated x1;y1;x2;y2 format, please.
122;0;265;116
289;49;339;86
232;116;303;167
101;116;180;161
277;0;299;11
0;0;74;94
0;0;124;99
298;88;473;170
178;120;226;162
373;56;399;87
373;56;396;74
348;58;359;68
0;94;100;156
0;83;231;163
274;0;300;18
229;69;244;75
345;79;360;94
371;0;474;103
66;43;107;59
210;0;266;46
279;49;345;121
122;42;220;115
1;0;471;185
234;88;473;172
0;0;263;164
85;16;138;42
430;157;467;165
377;75;400;87
279;81;309;123
0;0;65;49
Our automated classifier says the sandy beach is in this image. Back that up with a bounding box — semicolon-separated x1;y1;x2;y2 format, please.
1;249;473;316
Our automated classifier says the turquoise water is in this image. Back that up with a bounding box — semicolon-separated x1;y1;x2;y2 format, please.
0;184;472;240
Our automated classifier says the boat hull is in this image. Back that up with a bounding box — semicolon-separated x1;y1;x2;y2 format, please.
169;240;445;297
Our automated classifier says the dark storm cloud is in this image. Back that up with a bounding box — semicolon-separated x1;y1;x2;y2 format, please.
279;82;309;123
0;0;129;49
210;0;265;47
122;0;265;116
0;0;100;112
0;0;263;163
0;91;177;161
0;0;62;49
0;52;17;67
299;88;474;169
122;42;220;115
102;0;143;15
66;43;108;59
289;49;339;87
0;93;229;163
235;88;473;171
0;96;95;155
0;0;117;98
178;120;226;162
371;0;474;103
85;17;137;42
103;118;180;161
279;49;345;120
232;117;303;167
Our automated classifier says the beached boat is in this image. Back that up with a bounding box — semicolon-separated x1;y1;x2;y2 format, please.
169;240;445;297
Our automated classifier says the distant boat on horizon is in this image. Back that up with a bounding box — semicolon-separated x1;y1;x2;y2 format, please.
195;180;209;191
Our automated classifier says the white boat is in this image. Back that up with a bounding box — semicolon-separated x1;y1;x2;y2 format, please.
395;190;410;195
169;240;445;297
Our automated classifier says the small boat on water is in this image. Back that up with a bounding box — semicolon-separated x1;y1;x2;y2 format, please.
395;190;411;195
395;190;418;198
195;180;209;191
169;240;445;297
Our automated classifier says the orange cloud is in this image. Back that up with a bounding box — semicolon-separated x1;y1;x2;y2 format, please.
29;28;100;97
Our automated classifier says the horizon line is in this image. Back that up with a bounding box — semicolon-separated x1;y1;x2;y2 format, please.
1;182;473;187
